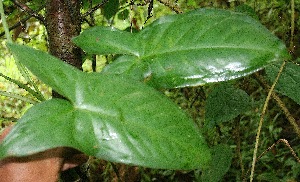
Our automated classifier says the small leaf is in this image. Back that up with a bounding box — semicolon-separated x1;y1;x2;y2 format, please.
118;9;129;20
205;83;252;127
1;43;211;170
201;144;233;182
266;62;300;105
235;4;259;20
73;27;139;56
103;0;119;20
73;8;290;89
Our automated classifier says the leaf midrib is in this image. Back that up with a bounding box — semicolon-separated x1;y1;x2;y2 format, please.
140;45;277;60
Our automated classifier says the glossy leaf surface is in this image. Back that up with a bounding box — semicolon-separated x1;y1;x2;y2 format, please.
73;8;290;89
0;43;211;169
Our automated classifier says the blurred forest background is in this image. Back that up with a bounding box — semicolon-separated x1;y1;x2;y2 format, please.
0;0;299;181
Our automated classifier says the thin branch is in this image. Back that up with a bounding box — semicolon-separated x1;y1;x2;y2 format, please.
254;72;300;137
92;55;96;72
0;116;18;122
129;0;134;32
147;0;153;20
244;139;300;181
257;139;300;163
234;118;245;178
82;17;95;27
82;0;109;18
0;0;13;42
289;0;295;53
12;0;45;23
0;6;44;37
0;15;30;37
157;0;183;14
0;91;38;104
271;93;300;136
250;61;286;182
0;72;44;102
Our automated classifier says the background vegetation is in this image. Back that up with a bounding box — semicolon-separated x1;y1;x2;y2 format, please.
0;0;299;181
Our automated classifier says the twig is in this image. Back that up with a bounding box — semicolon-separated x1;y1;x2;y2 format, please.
146;0;153;21
257;139;300;163
271;93;300;136
82;0;109;18
289;0;295;53
130;0;134;33
243;139;300;181
0;116;18;122
0;91;38;104
254;72;300;137
250;61;286;182
0;72;45;102
0;6;44;37
12;0;45;23
82;17;95;27
234;118;245;178
157;0;183;14
0;0;13;43
92;55;96;72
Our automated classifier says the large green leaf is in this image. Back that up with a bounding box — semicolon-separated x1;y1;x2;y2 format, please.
266;62;300;105
0;43;211;169
73;8;290;89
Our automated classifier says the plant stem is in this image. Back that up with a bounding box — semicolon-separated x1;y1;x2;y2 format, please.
289;0;295;52
0;0;13;43
249;61;286;182
0;72;45;102
254;72;300;138
157;0;183;14
0;2;45;102
0;91;37;104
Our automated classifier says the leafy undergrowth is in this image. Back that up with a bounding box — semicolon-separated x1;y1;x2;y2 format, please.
0;0;299;181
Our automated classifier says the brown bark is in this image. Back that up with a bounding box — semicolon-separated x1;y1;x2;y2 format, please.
45;0;82;70
45;0;82;98
44;1;86;180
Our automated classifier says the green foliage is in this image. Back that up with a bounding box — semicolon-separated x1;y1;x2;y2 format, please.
73;8;289;89
103;0;119;20
256;172;281;181
0;72;44;102
201;144;233;182
205;83;252;128
82;0;104;10
234;4;259;20
1;6;291;171
1;1;298;180
1;43;211;169
266;62;300;105
0;47;33;122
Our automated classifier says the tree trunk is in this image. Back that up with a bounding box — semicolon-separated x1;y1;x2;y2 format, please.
44;1;86;180
45;0;82;69
45;0;82;97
